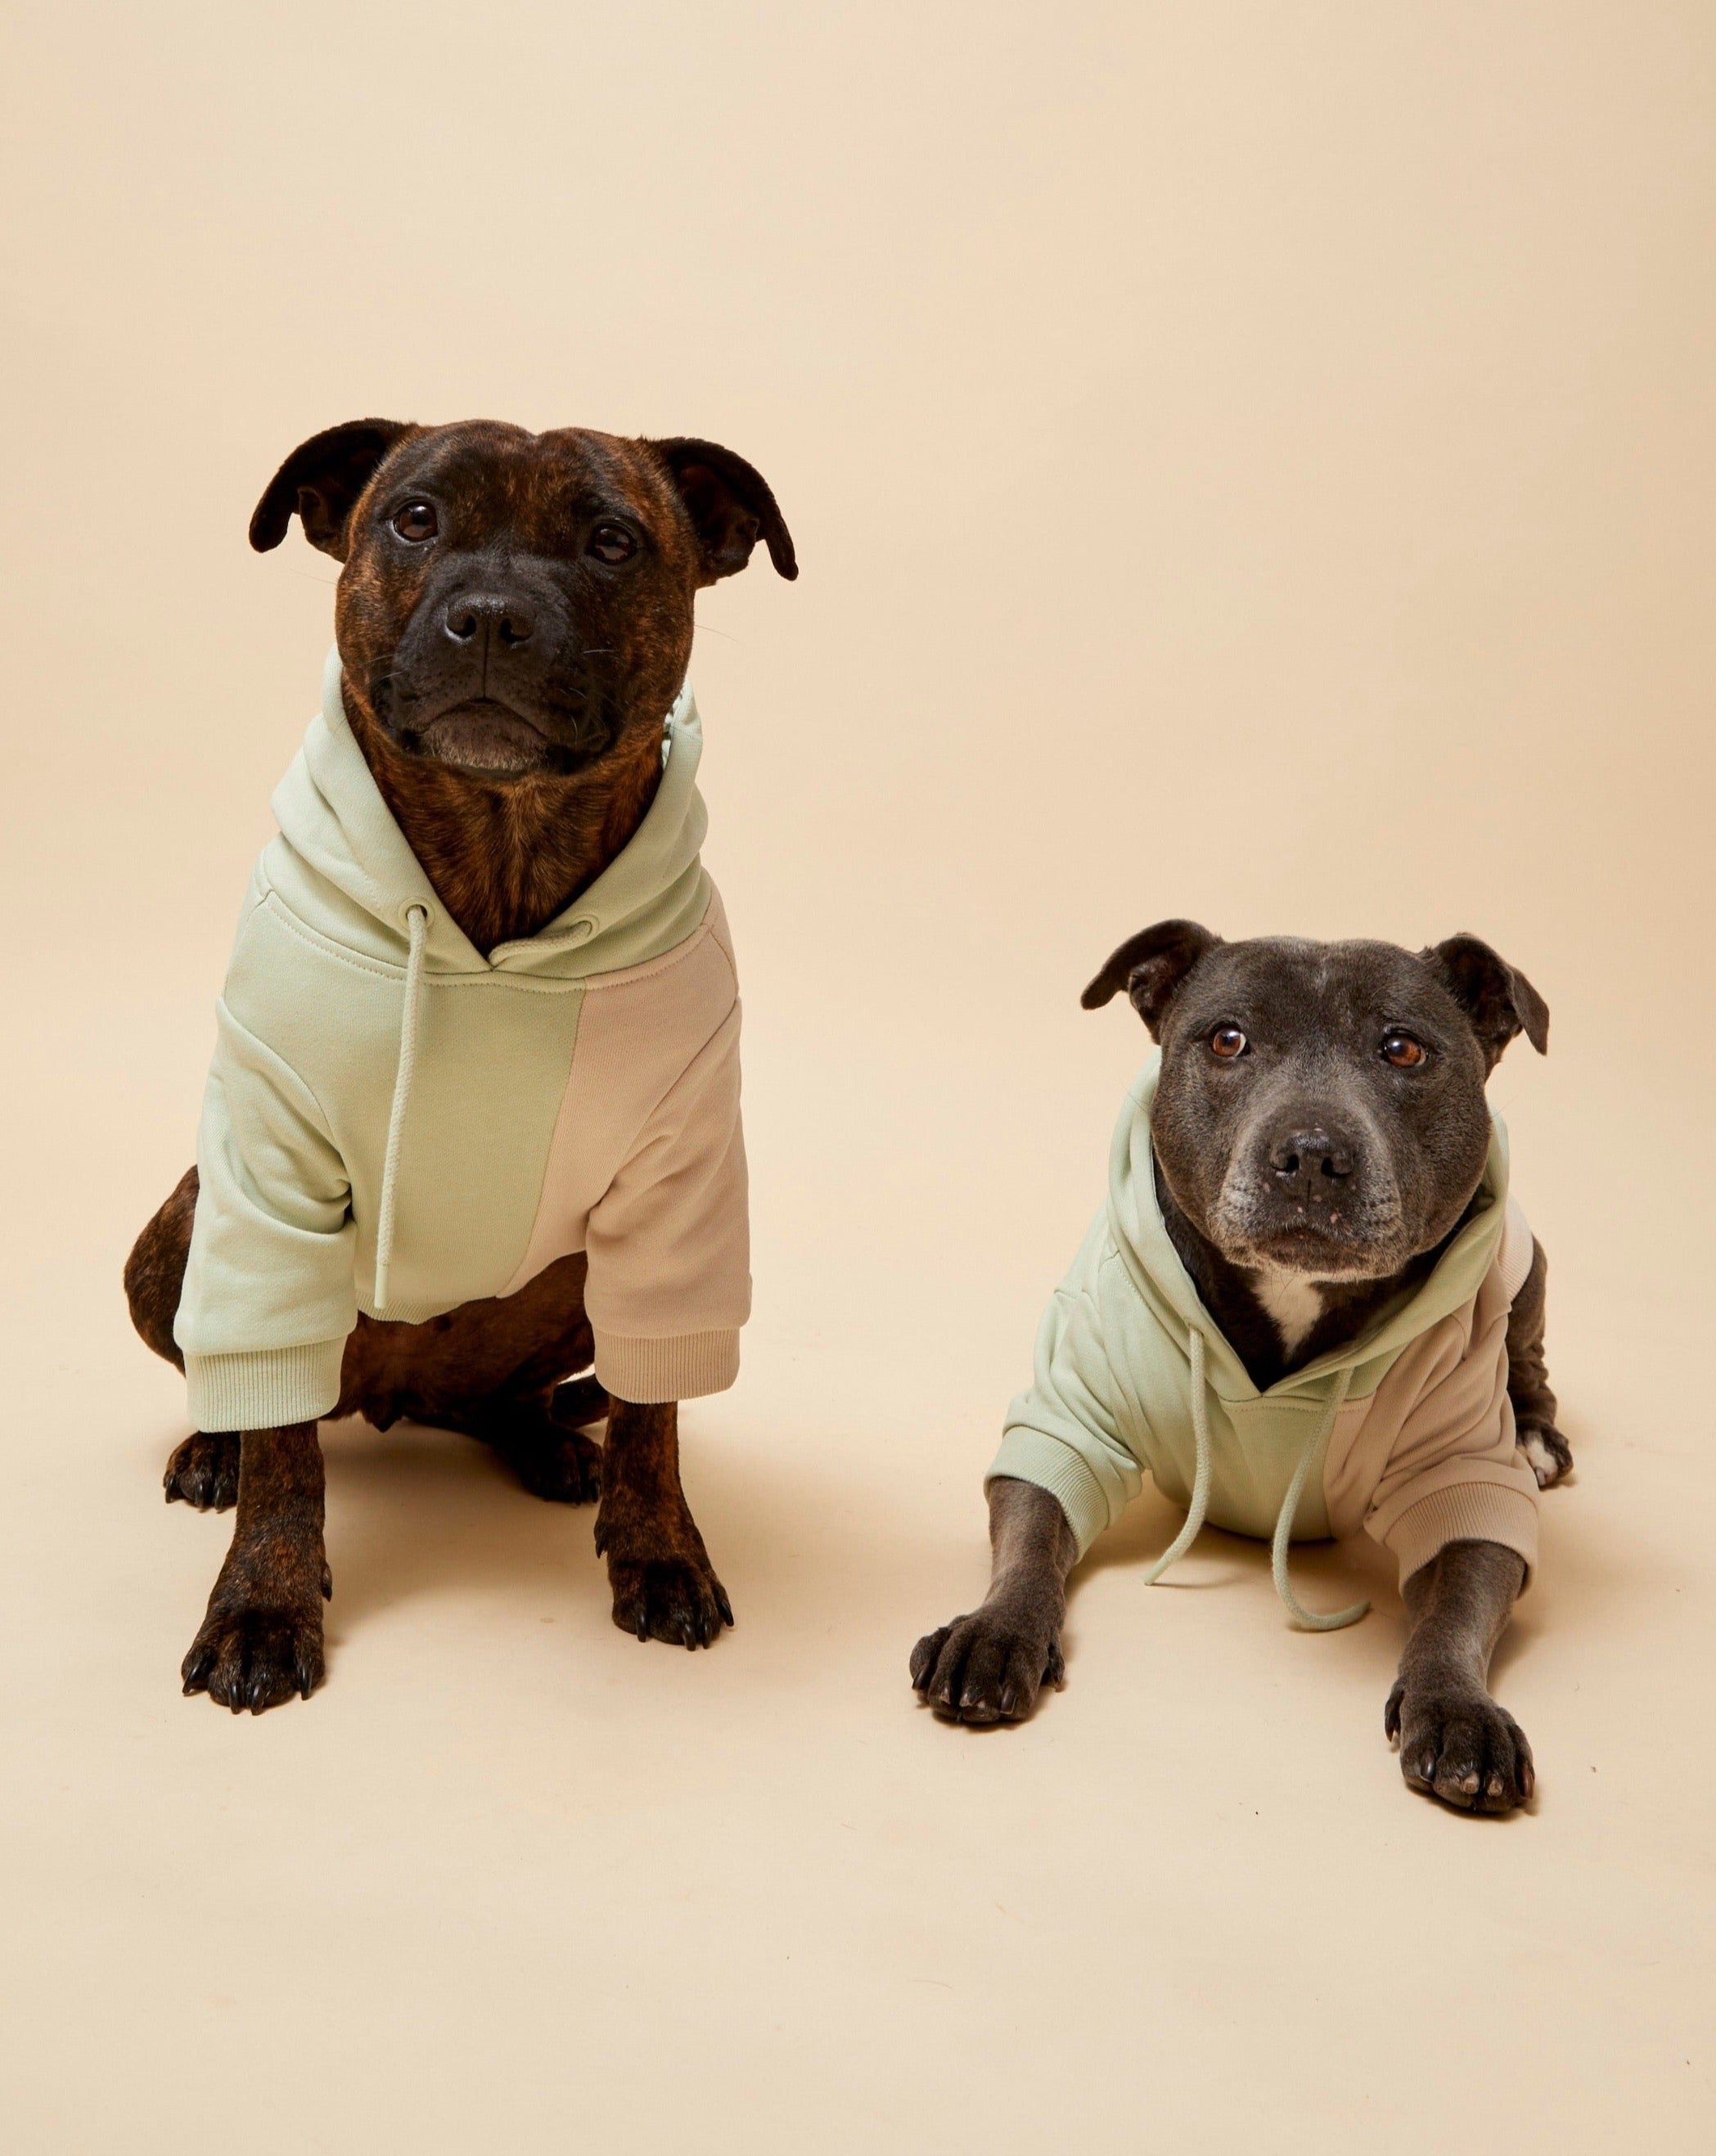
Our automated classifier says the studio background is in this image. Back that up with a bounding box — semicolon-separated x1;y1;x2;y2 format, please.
2;6;1711;2149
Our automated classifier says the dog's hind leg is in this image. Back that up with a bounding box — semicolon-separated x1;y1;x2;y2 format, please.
339;1254;608;1504
411;1381;608;1505
124;1166;244;1511
124;1165;197;1369
1507;1237;1571;1488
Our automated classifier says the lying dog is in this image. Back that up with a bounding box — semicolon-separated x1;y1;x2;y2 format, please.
125;416;795;1710
911;920;1570;1813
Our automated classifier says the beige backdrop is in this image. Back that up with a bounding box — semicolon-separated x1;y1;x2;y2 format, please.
3;5;1712;2149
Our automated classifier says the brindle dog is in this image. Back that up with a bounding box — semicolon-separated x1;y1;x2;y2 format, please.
125;418;795;1711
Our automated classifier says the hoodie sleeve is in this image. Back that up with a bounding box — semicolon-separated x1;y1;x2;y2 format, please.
173;999;357;1431
1327;1264;1540;1588
581;1001;750;1403
988;1228;1145;1557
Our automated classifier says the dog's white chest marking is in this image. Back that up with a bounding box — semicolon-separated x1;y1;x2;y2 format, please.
1250;1271;1326;1357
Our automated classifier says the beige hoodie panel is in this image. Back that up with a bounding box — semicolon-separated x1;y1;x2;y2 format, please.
1322;1255;1539;1587
1498;1194;1535;1301
502;892;749;1402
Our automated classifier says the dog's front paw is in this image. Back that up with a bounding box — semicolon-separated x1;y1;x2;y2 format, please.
1516;1420;1573;1488
606;1555;732;1650
1385;1681;1534;1813
164;1432;241;1511
182;1600;326;1713
910;1606;1065;1726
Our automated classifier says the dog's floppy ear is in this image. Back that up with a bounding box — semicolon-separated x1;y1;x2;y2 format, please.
646;436;798;584
250;419;420;560
1081;920;1223;1038
1421;933;1550;1069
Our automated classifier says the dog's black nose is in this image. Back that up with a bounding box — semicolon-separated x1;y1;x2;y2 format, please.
443;592;536;650
1270;1129;1352;1195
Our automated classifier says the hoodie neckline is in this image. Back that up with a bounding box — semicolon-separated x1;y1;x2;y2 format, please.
277;647;709;980
1106;1052;1511;1407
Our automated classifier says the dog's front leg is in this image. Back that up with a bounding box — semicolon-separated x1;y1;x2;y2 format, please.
910;1477;1077;1724
1385;1538;1534;1812
593;1401;732;1649
180;1422;329;1712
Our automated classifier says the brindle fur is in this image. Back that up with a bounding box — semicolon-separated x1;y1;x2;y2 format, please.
132;416;792;1707
180;1420;327;1713
272;421;795;953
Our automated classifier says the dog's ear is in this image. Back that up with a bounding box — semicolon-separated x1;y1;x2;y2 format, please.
1081;920;1223;1038
1421;933;1550;1069
646;437;798;584
250;419;420;560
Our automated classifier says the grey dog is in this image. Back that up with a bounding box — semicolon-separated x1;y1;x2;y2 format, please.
911;920;1569;1815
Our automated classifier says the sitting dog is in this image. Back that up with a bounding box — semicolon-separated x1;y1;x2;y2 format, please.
125;416;795;1710
911;920;1570;1814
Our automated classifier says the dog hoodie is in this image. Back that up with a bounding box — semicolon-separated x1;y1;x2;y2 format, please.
989;1054;1542;1626
174;650;750;1433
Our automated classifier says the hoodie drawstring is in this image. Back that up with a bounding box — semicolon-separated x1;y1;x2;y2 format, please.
1140;1330;1216;1585
1269;1365;1367;1632
372;902;429;1315
1145;1335;1369;1632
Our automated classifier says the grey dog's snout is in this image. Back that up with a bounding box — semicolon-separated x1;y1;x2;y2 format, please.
1268;1127;1353;1197
442;590;538;653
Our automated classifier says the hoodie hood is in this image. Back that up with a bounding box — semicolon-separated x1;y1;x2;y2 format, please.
261;646;712;982
1106;1051;1511;1410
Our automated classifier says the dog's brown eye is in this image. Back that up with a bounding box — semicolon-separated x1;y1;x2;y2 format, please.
588;521;637;565
1382;1032;1427;1068
1210;1025;1247;1059
392;501;439;542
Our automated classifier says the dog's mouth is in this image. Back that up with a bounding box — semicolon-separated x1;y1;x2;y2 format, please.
1210;1187;1408;1281
404;699;558;777
1229;1221;1405;1281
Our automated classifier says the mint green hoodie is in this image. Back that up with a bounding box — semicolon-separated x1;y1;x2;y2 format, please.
990;1055;1540;1626
174;651;750;1433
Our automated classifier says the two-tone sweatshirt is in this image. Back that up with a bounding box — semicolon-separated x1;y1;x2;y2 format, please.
174;649;750;1433
989;1055;1540;1627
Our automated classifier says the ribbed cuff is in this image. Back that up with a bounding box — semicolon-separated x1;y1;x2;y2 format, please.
1385;1483;1539;1592
986;1429;1112;1559
595;1328;740;1404
185;1339;346;1433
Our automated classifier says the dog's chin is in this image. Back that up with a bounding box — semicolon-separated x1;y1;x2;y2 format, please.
405;700;559;778
1212;1217;1409;1284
